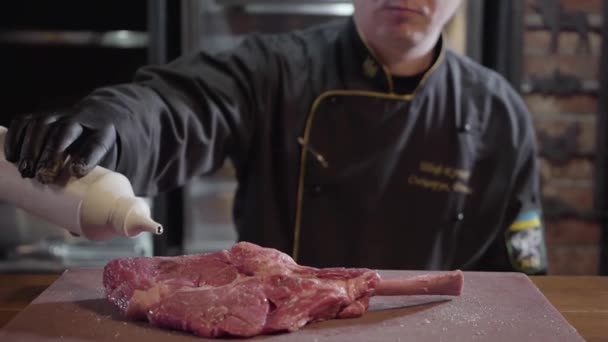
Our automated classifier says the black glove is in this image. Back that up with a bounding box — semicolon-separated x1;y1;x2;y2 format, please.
4;105;119;184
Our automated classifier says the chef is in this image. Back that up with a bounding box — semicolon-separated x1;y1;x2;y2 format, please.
4;0;547;274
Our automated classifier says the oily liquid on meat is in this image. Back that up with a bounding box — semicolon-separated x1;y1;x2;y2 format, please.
103;242;463;338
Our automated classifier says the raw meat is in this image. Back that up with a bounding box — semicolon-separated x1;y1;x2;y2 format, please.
103;242;463;338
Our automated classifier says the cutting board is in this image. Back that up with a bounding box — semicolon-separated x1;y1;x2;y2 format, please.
0;269;583;341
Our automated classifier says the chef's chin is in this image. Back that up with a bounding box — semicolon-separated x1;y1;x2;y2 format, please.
378;22;425;45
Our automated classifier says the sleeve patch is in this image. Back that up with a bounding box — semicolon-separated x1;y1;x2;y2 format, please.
509;210;541;231
506;210;547;273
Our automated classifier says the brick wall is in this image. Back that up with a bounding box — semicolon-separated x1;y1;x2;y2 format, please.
522;0;604;274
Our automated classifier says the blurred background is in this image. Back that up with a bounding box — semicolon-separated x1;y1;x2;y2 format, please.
0;0;606;275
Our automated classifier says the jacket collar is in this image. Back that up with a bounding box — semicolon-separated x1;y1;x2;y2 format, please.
338;18;446;97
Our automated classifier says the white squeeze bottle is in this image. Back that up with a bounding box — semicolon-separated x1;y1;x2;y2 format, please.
0;126;163;241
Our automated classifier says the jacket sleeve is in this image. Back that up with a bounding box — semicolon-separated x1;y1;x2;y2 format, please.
76;35;278;196
476;93;548;275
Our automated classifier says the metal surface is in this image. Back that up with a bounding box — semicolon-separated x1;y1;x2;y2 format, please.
216;0;352;6
0;30;148;48
239;4;353;16
147;0;167;65
198;0;353;16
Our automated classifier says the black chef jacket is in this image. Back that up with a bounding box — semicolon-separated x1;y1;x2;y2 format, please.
80;18;547;274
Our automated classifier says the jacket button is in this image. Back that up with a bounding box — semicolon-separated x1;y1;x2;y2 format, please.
329;97;338;104
460;123;472;132
455;213;465;222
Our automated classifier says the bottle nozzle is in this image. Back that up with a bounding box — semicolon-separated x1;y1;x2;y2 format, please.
111;197;164;238
124;210;163;237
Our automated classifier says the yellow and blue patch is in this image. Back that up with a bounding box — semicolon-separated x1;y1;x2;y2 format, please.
509;211;542;232
506;210;547;274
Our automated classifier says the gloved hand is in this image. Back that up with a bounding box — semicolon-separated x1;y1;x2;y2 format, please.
4;105;119;184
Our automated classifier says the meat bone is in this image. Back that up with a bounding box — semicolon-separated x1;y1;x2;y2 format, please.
373;270;464;296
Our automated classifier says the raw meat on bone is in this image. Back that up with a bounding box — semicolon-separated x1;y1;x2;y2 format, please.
103;242;463;338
